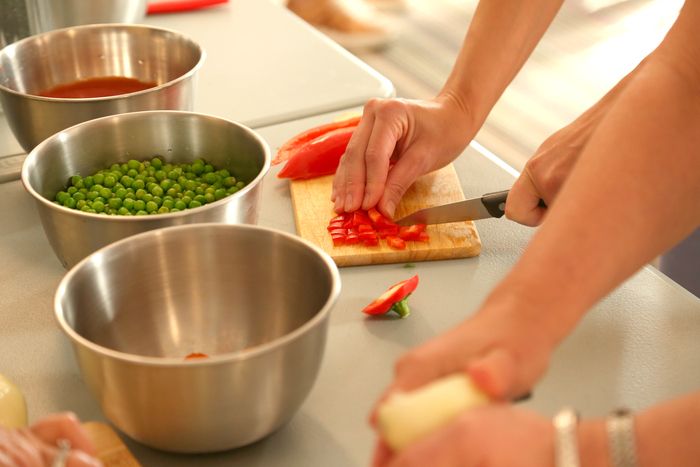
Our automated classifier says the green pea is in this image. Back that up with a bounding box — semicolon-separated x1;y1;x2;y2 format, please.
76;200;87;209
203;172;218;185
184;180;197;191
115;188;127;199
135;189;147;200
99;187;112;199
145;201;158;213
218;169;230;178
214;188;227;200
133;200;146;211
223;176;237;187
63;197;77;209
162;199;174;209
80;204;91;212
174;200;187;210
194;194;207;204
177;175;188;186
160;179;173;191
205;187;215;195
103;175;116;188
204;192;215;203
203;164;214;173
72;192;86;202
152;196;162;206
127;159;140;170
188;200;202;209
180;196;192;206
127;169;139;178
108;198;122;210
83;176;94;188
110;163;121;172
86;191;99;201
120;175;133;188
56;191;70;203
120;163;129;173
92;201;105;213
183;190;195;199
151;157;163;169
150;185;164;197
67;186;78;195
93;173;105;185
124;192;136;200
227;186;239;194
170;208;180;213
155;170;166;181
142;193;153;203
167;170;179;180
122;198;135;210
94;196;106;204
166;188;179;197
236;181;246;189
191;161;204;175
118;207;131;215
135;210;148;216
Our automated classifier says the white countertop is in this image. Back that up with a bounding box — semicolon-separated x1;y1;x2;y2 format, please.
0;0;393;179
1;108;698;466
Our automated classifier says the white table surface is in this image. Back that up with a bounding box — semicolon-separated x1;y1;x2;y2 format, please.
0;0;393;178
1;108;698;466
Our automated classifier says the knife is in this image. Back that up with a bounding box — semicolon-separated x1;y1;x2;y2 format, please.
394;189;546;226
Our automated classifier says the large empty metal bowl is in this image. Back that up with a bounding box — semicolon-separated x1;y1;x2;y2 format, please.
0;24;204;151
55;224;341;453
21;110;270;268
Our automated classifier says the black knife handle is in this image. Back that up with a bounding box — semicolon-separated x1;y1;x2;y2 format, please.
482;190;547;218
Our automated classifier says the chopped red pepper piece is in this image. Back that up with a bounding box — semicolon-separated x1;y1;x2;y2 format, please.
185;352;209;360
386;236;406;250
273;116;360;166
362;275;419;317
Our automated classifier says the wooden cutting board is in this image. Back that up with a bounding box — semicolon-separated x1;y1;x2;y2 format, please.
83;422;141;467
290;164;481;267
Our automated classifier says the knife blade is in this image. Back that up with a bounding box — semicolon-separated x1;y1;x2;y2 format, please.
395;190;545;226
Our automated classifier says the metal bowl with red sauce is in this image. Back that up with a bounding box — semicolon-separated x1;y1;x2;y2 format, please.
0;24;205;152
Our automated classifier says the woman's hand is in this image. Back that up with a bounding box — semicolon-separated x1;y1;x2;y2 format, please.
0;412;101;467
332;93;476;217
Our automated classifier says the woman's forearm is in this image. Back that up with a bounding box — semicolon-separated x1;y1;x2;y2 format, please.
484;2;700;344
439;0;564;127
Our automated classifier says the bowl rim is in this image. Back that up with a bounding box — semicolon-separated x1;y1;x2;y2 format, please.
0;23;205;102
20;110;271;222
53;223;342;367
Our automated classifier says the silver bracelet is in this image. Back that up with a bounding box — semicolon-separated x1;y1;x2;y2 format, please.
607;408;639;467
553;407;581;467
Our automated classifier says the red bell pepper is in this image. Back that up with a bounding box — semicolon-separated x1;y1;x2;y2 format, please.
277;126;357;180
273;116;361;166
362;275;419;318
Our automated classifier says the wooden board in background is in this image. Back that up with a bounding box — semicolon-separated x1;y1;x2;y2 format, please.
83;422;141;467
290;164;481;267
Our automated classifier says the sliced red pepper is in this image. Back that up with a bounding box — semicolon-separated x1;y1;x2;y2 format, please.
357;224;375;234
273;116;360;166
352;211;372;227
386;236;406;250
417;231;430;242
277;126;356;180
362;275;419;317
367;207;396;229
331;235;346;246
345;232;360;245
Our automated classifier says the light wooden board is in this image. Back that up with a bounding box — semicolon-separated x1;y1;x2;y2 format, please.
83;422;141;467
290;164;481;267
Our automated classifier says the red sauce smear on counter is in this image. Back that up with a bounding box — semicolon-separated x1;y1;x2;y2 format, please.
38;76;157;98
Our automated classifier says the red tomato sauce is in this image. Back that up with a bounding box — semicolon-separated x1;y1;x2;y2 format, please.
38;76;157;98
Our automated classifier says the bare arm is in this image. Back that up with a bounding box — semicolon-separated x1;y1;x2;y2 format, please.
488;0;700;349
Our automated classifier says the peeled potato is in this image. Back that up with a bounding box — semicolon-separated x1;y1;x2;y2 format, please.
0;373;27;428
376;374;489;451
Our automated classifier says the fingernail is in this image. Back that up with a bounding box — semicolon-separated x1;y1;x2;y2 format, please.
384;200;395;217
344;193;353;212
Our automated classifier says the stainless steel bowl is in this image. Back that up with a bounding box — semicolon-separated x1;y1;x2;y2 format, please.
0;24;204;152
29;0;148;33
55;223;341;453
22;111;270;269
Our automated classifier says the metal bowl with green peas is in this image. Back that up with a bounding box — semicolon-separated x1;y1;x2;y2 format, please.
22;110;270;269
54;158;248;216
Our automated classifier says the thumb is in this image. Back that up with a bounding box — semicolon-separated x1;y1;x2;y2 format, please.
466;348;518;401
378;150;428;218
505;169;547;227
